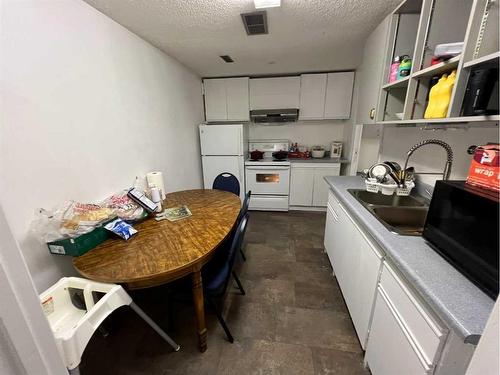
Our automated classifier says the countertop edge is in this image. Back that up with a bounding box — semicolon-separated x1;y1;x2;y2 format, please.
289;158;349;164
324;176;494;344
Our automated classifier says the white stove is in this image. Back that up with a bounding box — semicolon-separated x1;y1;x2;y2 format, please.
245;157;290;166
245;140;290;211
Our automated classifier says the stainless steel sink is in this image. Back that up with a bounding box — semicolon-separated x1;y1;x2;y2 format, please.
348;189;426;207
369;206;428;236
348;189;429;236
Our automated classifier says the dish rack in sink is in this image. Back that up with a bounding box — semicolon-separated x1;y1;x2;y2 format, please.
364;179;415;196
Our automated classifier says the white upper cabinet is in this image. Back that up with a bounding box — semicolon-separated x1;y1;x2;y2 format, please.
203;77;249;122
299;74;328;119
324;72;355;119
225;77;250;121
299;72;354;120
249;77;300;110
204;79;227;122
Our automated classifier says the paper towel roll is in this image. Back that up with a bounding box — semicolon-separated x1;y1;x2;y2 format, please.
146;172;166;199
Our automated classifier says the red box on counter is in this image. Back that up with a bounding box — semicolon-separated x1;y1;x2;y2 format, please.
466;144;500;192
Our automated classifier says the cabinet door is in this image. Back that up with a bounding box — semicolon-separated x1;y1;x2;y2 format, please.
249;77;301;110
332;201;383;349
324;72;355;119
204;79;227;121
365;288;429;375
299;74;327;119
312;165;340;207
324;202;339;269
226;77;249;121
355;15;391;124
289;167;314;206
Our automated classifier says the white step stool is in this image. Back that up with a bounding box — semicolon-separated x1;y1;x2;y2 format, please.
40;277;180;375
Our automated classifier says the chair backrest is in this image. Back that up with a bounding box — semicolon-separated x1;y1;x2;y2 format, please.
207;213;249;296
237;190;251;222
213;172;240;197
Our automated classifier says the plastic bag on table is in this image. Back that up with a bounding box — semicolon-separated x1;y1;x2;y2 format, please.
101;190;146;222
30;201;115;242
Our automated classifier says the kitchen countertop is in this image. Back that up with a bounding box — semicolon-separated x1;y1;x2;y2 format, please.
324;176;495;344
289;157;349;164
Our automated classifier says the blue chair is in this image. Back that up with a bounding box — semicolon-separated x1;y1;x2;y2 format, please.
213;172;240;197
203;213;249;343
237;191;251;261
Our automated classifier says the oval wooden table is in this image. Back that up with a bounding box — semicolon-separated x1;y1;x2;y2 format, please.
73;189;241;352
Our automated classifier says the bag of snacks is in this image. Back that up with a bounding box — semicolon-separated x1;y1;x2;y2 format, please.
101;191;146;222
105;218;137;240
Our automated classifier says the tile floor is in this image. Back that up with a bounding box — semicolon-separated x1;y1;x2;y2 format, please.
80;211;369;375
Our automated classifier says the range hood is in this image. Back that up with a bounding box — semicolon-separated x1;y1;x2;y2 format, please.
250;108;299;124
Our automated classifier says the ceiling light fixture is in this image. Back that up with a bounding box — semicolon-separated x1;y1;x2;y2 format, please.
254;0;280;9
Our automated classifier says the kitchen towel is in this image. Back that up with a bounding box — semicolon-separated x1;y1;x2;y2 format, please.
146;171;166;199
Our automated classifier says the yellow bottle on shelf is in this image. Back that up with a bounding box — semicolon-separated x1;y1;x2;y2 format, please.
424;70;456;119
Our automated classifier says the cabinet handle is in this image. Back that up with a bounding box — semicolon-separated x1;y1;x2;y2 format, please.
327;203;339;222
369;108;376;120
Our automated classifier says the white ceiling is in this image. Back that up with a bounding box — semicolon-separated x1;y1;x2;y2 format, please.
85;0;400;77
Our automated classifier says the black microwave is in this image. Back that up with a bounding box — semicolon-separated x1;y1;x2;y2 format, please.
423;181;499;299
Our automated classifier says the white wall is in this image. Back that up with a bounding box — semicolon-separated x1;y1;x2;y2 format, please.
0;0;204;292
249;121;346;150
358;126;383;171
379;126;499;185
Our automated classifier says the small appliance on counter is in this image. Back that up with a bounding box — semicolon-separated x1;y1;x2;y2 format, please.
423;180;499;299
330;142;343;158
311;146;325;159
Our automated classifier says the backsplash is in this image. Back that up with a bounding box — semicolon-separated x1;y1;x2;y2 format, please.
248;120;347;150
379;126;498;185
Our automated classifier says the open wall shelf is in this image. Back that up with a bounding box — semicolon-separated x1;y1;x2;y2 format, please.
463;51;500;69
382;76;410;90
412;55;460;78
376;0;499;126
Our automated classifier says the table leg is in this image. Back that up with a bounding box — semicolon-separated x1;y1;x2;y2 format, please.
192;269;207;352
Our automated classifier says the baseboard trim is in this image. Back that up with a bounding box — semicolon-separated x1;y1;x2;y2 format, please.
289;206;326;212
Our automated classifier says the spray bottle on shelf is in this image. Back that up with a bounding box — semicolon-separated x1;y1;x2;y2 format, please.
389;56;402;82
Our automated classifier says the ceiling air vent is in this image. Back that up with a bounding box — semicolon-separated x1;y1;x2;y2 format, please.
219;55;234;63
241;11;268;35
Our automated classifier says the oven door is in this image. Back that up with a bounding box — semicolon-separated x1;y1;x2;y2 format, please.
245;166;290;195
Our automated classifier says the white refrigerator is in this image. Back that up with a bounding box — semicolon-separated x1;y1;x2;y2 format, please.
199;124;248;200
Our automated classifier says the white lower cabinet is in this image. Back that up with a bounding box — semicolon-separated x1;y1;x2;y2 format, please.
312;167;339;207
290;163;340;207
365;263;447;375
289;167;314;206
365;287;430;375
324;191;383;348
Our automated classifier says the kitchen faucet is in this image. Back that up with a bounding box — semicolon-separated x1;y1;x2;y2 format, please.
402;139;453;187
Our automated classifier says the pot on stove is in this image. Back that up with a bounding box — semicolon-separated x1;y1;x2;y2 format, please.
272;151;288;160
250;150;264;160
